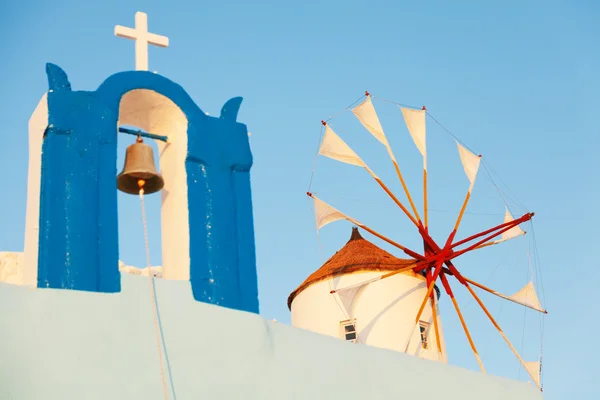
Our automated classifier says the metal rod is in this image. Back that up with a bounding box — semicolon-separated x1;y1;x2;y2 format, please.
119;127;168;143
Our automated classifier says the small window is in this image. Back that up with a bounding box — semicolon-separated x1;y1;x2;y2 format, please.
419;321;429;349
340;319;357;342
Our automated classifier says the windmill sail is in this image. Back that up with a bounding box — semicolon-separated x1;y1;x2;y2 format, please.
319;125;366;168
500;208;526;241
318;125;380;179
400;107;427;169
313;196;352;231
352;97;390;151
477;208;526;249
524;360;542;388
333;276;382;320
506;281;544;313
456;141;481;189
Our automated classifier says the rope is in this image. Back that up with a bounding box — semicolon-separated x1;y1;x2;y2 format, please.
139;188;170;400
308;198;365;345
370;95;421;110
308;124;325;192
315;194;506;216
323;94;367;124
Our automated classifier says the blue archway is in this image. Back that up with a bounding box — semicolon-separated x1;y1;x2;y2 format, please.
38;63;259;313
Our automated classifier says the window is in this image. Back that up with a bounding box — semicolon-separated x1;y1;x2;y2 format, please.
340;319;357;342
419;321;429;349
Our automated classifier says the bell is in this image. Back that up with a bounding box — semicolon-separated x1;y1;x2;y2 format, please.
117;136;164;195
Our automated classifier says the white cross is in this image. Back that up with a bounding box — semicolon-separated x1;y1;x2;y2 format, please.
114;12;169;71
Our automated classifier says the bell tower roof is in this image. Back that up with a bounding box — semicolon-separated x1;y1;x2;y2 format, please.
287;227;417;309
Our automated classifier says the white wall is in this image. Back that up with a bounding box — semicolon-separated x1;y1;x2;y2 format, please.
291;270;448;363
0;252;24;285
22;93;47;287
0;276;542;400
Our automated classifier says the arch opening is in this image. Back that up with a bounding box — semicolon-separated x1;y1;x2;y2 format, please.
117;89;190;281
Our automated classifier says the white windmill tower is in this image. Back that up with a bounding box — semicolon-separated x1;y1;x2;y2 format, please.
289;226;447;363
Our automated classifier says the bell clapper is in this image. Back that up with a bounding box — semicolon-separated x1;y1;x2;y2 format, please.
138;179;146;195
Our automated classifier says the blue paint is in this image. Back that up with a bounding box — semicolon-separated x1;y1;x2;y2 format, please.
186;112;255;311
38;63;259;313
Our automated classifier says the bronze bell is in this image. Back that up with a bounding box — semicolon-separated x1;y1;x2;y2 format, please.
117;136;164;195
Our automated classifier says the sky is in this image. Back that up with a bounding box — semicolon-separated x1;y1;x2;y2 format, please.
1;0;599;398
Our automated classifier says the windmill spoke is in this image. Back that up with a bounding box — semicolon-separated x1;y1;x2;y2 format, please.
444;191;473;247
429;284;443;357
451;212;534;249
414;262;443;324
451;215;534;259
354;222;425;260
463;283;542;390
423;168;428;229
403;261;443;352
379;260;430;279
370;175;420;228
440;272;485;373
394;159;422;224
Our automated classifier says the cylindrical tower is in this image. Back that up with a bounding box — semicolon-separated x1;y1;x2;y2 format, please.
288;227;447;363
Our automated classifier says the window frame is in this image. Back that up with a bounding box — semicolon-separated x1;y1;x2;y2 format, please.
419;321;429;350
340;319;358;343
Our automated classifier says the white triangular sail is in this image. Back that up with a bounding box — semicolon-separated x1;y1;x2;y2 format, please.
468;277;546;313
400;107;427;169
352;96;403;168
501;208;525;241
456;141;481;190
319;125;366;168
523;360;541;388
477;208;526;249
318;125;380;180
352;97;389;148
313;196;347;230
333;276;382;319
508;281;544;313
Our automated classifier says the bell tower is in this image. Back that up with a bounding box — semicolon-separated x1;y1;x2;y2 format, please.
20;11;259;314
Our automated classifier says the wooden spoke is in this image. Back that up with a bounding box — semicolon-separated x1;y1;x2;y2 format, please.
451;216;533;259
451;213;534;249
403;261;443;352
440;273;485;373
391;160;422;225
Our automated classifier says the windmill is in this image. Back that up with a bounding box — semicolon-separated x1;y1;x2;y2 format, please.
304;92;546;390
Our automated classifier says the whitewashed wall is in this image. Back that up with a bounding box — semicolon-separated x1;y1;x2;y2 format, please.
291;270;447;363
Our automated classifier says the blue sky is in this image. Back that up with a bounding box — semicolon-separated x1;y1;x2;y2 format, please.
1;0;598;398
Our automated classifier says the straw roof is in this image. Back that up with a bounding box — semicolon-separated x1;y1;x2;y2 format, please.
288;227;426;309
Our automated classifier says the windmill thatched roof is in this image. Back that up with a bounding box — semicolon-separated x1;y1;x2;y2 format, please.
287;227;419;309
